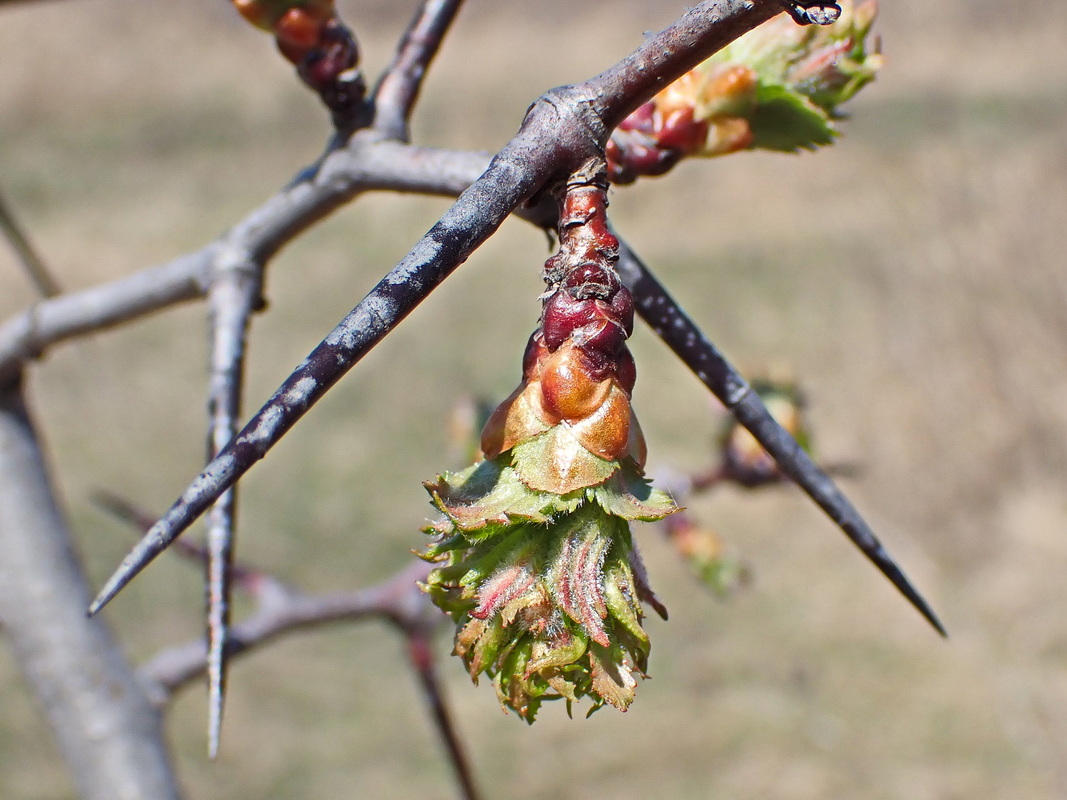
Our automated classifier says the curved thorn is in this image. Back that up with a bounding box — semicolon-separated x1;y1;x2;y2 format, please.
616;241;946;637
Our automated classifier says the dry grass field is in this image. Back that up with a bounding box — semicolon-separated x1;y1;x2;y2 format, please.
2;1;1067;798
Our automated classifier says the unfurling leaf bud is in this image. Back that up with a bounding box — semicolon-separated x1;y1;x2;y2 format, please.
422;178;677;719
607;0;881;182
422;460;674;720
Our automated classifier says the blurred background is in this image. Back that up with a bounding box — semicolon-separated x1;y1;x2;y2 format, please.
2;0;1066;797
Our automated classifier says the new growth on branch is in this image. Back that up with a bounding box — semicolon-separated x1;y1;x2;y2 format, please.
0;2;948;793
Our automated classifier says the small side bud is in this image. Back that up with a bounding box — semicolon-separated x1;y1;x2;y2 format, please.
719;378;810;486
230;0;365;123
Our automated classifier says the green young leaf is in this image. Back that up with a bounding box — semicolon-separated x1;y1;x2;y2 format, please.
592;463;679;521
749;83;837;152
511;428;620;495
426;456;581;535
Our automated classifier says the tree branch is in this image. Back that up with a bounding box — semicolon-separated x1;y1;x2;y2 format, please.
138;557;480;798
0;377;181;800
577;0;781;132
0;3;939;796
406;627;482;800
373;0;467;141
0;186;61;297
0;248;213;385
87;0;789;618
0;141;489;385
138;559;433;698
96;489;480;799
3;0;934;637
88;0;784;615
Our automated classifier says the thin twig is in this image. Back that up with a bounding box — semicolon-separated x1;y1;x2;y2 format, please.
138;559;435;699
0;186;61;297
0;141;489;384
405;627;482;800
88;0;783;616
688;460;862;492
136;558;483;796
98;491;477;797
373;0;467;142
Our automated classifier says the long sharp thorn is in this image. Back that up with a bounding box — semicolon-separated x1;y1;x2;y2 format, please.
86;454;240;616
90;146;541;616
617;242;946;637
206;489;235;759
204;270;253;757
731;392;947;637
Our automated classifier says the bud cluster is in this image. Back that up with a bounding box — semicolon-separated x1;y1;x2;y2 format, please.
607;0;881;183
232;0;365;121
421;178;677;720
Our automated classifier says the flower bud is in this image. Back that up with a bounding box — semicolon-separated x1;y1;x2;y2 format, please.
274;6;328;52
231;0;364;121
232;0;334;31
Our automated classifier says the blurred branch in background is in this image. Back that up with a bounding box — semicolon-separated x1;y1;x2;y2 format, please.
0;142;487;385
373;0;467;142
95;491;480;800
0;185;60;297
657;377;862;596
0;380;180;800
